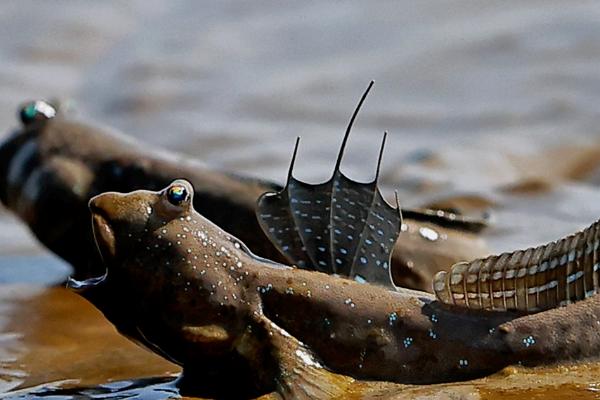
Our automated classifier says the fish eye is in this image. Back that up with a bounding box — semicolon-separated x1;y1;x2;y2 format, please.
166;184;188;206
19;100;56;125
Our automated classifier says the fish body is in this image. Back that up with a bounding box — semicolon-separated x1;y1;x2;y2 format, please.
79;179;600;398
0;99;489;290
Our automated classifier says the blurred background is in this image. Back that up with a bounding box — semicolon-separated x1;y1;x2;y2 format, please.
0;0;600;275
1;1;600;397
3;1;600;269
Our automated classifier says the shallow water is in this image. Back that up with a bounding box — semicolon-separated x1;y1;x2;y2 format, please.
2;1;600;398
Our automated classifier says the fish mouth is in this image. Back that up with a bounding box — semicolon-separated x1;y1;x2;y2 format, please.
69;198;115;292
90;202;117;262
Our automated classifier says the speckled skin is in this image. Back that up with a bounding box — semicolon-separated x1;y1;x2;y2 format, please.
0;106;489;289
79;181;600;398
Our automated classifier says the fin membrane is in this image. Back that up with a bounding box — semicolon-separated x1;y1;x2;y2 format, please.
257;82;402;289
434;219;600;312
265;319;354;400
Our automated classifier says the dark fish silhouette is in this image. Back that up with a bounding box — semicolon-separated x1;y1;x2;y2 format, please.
0;97;490;290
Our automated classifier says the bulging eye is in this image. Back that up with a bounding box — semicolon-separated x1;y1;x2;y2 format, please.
166;184;188;206
19;100;56;125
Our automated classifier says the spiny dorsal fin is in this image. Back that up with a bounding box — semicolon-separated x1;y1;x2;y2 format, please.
433;219;600;312
256;82;402;289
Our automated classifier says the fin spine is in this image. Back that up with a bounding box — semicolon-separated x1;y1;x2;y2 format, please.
334;80;374;172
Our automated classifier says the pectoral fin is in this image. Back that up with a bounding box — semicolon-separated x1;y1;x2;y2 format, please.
266;320;354;400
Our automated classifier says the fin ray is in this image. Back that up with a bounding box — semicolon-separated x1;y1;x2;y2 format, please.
434;219;600;312
265;319;354;400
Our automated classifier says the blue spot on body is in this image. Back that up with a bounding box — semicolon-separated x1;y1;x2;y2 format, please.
523;335;536;347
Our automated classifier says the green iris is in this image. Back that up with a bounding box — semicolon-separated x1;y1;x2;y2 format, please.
21;104;38;121
167;185;188;205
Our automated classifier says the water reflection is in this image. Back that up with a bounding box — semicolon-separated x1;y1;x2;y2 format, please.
3;377;179;400
0;285;179;396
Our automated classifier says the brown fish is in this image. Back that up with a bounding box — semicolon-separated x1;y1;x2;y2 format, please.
73;175;600;399
0;93;489;290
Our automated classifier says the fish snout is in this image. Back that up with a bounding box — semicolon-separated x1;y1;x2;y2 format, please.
89;190;156;262
89;192;114;216
0;100;58;208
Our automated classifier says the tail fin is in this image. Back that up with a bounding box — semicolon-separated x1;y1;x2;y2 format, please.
256;82;402;290
433;219;600;312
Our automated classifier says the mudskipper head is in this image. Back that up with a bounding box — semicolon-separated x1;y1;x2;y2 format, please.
80;179;254;366
89;179;195;267
0;100;174;279
0;100;59;207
